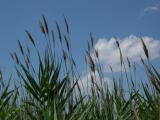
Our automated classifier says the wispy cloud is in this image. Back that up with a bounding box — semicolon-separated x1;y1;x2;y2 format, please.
94;35;160;72
139;4;160;18
144;4;160;13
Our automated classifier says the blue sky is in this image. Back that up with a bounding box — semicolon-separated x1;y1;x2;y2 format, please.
0;0;160;85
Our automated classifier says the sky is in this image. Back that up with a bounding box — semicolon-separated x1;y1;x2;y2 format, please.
0;0;160;89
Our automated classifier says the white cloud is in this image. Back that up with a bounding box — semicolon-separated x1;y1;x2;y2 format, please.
144;4;159;13
75;35;160;96
94;35;160;72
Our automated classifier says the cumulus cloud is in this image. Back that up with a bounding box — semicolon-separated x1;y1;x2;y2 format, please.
76;35;160;95
94;35;160;72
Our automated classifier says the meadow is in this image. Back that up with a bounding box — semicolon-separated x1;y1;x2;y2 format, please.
0;16;160;120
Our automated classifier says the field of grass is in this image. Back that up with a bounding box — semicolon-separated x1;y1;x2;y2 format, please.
0;16;160;120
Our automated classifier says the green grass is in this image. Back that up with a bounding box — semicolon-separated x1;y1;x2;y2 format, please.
0;16;160;120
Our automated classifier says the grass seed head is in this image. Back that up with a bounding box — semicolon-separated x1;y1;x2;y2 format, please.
39;21;45;35
127;57;131;68
56;22;62;44
14;53;19;64
10;53;14;61
17;40;24;56
90;32;94;48
95;49;99;58
86;51;95;72
42;16;49;34
64;16;69;34
141;38;149;60
25;30;36;47
115;38;123;66
62;49;68;61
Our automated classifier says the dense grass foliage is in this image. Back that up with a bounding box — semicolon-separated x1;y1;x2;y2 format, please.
0;16;160;119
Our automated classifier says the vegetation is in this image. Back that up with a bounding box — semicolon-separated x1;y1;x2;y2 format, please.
0;16;160;120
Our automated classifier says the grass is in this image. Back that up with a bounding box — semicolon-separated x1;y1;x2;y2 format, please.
0;16;160;120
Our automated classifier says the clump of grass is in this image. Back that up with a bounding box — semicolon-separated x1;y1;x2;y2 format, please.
0;16;159;119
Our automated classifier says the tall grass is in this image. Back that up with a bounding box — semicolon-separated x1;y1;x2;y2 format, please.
0;16;160;119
